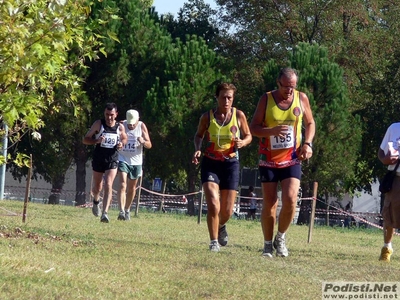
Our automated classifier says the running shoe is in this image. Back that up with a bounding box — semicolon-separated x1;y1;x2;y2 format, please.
262;243;273;258
92;203;100;217
218;224;228;246
379;246;393;262
209;241;220;252
273;235;289;257
117;211;125;221
100;212;109;223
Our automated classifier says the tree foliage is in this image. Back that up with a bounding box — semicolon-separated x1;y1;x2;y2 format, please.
5;0;400;202
144;35;224;191
215;0;400;192
1;0;119;205
0;0;116;165
8;0;156;203
161;0;219;47
84;0;172;119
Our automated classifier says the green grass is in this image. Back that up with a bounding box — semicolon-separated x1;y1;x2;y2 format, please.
0;200;398;300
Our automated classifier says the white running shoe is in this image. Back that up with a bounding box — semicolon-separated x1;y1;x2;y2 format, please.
273;235;289;257
209;241;220;252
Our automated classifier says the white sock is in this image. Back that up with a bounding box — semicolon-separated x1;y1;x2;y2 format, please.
277;231;286;239
384;243;393;249
264;240;272;245
210;239;218;244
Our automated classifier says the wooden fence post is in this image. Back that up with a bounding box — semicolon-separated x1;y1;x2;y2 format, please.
134;174;143;217
197;189;204;224
22;155;32;223
307;182;318;243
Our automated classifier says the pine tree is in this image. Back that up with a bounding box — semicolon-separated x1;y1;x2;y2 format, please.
144;35;224;192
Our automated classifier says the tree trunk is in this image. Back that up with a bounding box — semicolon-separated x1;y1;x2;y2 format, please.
296;181;312;225
325;191;330;226
74;139;88;206
187;165;199;216
187;164;198;193
48;175;65;205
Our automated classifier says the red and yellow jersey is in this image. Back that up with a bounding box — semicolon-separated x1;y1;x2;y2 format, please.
258;91;303;168
204;108;239;161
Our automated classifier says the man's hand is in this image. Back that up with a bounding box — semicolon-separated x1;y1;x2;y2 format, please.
192;150;201;165
298;144;313;161
116;141;123;150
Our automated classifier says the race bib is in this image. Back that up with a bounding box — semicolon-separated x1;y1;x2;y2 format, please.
269;126;294;150
100;132;118;148
122;137;138;153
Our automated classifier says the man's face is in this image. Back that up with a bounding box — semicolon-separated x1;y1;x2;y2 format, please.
127;121;139;131
277;75;297;100
104;108;118;126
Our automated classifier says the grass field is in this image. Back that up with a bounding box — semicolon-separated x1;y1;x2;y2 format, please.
0;200;398;300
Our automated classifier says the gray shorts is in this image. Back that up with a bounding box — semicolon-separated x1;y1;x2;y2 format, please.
118;161;142;180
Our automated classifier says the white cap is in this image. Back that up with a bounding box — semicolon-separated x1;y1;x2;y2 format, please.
126;109;139;125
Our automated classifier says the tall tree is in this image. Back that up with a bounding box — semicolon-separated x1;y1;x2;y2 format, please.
347;2;400;192
0;0;112;165
8;97;85;204
161;0;219;48
355;47;400;188
76;0;174;201
144;35;224;191
3;0;119;205
215;0;399;191
84;0;172;118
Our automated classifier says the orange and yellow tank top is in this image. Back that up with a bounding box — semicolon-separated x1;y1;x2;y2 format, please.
204;108;239;161
258;91;303;168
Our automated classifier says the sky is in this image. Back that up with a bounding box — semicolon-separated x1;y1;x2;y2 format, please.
152;0;216;16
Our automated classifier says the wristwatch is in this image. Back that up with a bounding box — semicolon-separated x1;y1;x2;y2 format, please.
304;142;313;148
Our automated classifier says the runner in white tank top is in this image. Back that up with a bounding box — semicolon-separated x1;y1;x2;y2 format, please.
117;110;152;221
